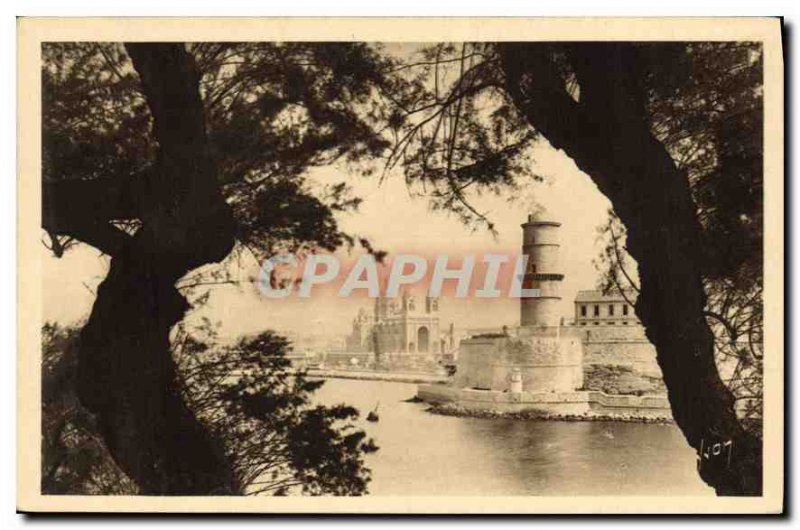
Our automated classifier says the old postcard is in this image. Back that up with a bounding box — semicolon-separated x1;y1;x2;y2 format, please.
17;17;784;513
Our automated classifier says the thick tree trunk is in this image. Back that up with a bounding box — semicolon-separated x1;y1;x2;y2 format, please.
499;43;762;495
51;44;238;493
77;256;232;493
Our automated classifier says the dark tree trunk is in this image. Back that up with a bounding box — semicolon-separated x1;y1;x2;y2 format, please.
77;258;232;493
46;44;237;493
498;43;762;495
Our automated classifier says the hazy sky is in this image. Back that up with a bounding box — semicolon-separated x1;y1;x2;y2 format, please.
43;136;619;341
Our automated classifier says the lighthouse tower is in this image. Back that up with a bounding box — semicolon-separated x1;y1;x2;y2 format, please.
520;208;564;327
446;210;583;397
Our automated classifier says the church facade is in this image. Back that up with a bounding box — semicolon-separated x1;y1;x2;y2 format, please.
346;291;442;357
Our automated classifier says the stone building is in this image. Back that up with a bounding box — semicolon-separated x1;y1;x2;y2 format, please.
346;291;442;357
574;289;639;326
345;307;374;353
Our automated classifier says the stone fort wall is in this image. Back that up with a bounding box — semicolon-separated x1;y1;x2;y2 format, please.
568;325;660;375
456;335;583;393
564;324;665;395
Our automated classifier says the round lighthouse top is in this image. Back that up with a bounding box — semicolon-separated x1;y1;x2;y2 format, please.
521;206;561;227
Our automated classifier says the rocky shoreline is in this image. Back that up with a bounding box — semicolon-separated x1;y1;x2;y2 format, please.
425;402;673;424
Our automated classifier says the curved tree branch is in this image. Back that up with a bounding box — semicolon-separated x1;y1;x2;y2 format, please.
498;42;761;495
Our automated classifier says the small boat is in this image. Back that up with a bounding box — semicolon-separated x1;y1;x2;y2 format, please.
366;402;380;422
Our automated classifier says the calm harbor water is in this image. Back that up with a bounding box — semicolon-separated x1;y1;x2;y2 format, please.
313;378;714;496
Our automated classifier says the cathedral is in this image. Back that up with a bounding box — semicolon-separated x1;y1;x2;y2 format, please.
346;291;442;357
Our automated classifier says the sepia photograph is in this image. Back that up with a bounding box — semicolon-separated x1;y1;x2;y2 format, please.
16;17;784;514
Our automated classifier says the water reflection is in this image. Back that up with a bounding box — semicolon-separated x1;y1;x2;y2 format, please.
313;378;713;496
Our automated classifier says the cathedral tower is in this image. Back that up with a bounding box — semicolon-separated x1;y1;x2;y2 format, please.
520;208;564;327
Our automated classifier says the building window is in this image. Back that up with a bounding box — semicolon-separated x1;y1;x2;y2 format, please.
580;305;587;317
580;322;586;326
608;304;615;316
622;321;628;325
608;321;615;326
593;305;599;317
593;322;599;326
623;305;629;316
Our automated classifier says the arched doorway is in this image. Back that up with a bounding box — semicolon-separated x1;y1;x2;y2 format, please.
417;326;430;353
